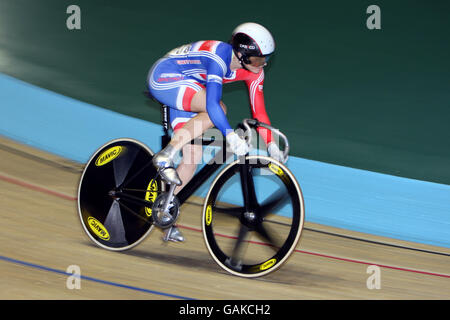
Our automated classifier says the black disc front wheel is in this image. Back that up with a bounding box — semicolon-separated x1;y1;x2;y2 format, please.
202;155;305;277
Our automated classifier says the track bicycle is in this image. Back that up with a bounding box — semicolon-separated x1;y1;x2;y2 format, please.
77;104;305;277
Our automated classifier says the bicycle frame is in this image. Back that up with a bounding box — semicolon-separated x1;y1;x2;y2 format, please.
112;102;267;210
160;104;240;206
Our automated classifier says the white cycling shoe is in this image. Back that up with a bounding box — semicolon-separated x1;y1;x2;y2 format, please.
163;226;185;243
152;148;182;186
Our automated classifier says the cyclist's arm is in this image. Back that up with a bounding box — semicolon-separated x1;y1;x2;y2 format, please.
245;70;273;144
205;65;232;137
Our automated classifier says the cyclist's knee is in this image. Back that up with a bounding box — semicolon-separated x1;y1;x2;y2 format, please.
190;90;206;112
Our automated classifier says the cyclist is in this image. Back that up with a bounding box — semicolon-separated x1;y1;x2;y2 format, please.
147;22;286;242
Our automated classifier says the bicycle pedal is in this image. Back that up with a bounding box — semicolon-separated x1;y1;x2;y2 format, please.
162;226;185;243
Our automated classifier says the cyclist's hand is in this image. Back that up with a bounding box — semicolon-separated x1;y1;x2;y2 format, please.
267;142;288;163
226;131;249;156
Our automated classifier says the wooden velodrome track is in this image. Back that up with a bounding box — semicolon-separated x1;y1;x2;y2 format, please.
0;136;449;300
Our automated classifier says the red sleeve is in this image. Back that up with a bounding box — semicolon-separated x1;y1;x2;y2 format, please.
241;69;273;144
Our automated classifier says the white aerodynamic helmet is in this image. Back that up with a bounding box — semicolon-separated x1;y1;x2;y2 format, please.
230;22;275;64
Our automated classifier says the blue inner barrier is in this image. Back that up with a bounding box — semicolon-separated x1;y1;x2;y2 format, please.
1;73;449;248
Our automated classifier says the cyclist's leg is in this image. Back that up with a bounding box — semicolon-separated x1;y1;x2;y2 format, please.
176;144;202;194
168;89;227;151
166;108;202;193
147;63;227;242
147;61;202;184
170;91;227;193
168;101;227;194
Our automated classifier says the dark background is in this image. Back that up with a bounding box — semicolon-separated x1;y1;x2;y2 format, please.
1;0;449;184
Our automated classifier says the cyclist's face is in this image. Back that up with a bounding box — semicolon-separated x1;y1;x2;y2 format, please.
248;56;268;67
244;56;268;73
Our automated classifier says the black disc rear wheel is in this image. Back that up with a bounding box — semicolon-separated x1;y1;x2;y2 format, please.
77;138;162;251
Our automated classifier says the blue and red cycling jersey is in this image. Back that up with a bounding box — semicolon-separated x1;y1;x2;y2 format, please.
148;40;272;143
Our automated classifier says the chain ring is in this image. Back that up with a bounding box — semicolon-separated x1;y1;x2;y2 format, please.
151;193;180;229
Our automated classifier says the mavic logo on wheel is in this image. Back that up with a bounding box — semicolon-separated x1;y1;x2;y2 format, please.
205;205;212;226
145;179;158;217
87;217;110;240
95;146;123;166
268;163;284;177
260;258;276;271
